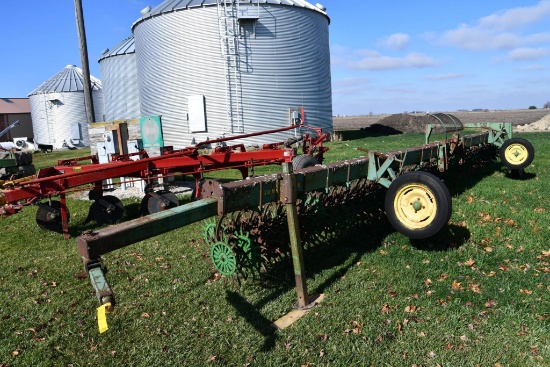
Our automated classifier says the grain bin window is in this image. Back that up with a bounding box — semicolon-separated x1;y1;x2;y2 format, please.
188;95;207;133
239;19;256;38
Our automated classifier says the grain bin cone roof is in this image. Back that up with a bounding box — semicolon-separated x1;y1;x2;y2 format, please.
98;36;135;62
28;64;102;96
133;0;329;28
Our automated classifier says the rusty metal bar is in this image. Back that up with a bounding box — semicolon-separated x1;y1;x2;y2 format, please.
77;198;218;259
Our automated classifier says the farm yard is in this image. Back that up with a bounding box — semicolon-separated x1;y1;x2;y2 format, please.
0;110;549;366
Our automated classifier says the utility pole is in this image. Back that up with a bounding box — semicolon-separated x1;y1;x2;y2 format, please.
74;0;95;124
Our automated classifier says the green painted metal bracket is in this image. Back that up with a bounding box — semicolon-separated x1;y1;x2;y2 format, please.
87;262;114;310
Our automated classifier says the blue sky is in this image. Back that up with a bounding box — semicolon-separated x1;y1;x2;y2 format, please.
2;0;549;115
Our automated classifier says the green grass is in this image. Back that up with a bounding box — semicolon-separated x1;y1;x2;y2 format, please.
1;133;548;366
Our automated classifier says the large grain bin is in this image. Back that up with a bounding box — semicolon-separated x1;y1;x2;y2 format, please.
28;65;104;148
98;36;140;121
132;0;332;147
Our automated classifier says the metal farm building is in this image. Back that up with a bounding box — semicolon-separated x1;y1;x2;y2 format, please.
131;0;332;147
28;65;104;148
98;36;141;121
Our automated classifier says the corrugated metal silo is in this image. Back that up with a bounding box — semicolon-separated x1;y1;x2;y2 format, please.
98;36;141;121
28;65;104;148
132;0;332;147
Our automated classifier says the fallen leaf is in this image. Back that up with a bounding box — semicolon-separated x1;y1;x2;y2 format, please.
404;304;418;313
469;283;482;294
141;312;151;318
467;196;474;204
464;258;476;267
541;250;550;257
452;280;463;290
534;207;545;213
379;250;388;255
389;291;397;297
427;351;436;358
381;304;392;314
438;273;449;282
319;349;325;357
418;331;426;337
485;299;497;308
12;350;19;356
484;247;493;252
424;278;433;285
520;289;533;295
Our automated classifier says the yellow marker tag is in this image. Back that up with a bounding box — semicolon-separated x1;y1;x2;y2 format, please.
97;302;111;334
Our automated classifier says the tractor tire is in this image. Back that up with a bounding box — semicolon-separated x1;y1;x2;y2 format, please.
385;171;452;239
499;138;534;170
292;154;319;170
14;151;33;166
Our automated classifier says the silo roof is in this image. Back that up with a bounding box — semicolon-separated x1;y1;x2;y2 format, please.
28;65;102;96
133;0;329;29
98;36;136;62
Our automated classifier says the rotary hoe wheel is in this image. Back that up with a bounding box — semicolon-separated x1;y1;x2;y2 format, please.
204;215;262;280
210;241;238;277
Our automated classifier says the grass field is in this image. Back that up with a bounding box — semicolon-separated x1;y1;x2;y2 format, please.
1;131;548;366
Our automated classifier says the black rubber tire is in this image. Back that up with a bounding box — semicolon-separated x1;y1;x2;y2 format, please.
90;195;124;224
385;171;452;239
13;151;32;166
292;154;318;170
499;138;534;170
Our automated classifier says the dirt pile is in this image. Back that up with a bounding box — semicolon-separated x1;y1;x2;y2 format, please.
515;113;550;132
364;113;462;134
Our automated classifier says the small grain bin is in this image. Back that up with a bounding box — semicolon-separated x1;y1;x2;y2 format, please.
132;0;332;147
98;36;140;121
28;65;104;148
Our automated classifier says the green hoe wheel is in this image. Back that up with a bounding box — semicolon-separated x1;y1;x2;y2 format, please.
210;241;237;276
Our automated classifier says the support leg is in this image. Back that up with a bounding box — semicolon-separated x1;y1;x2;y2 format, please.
281;162;309;308
60;193;70;239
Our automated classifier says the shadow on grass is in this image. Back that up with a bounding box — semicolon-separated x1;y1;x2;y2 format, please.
225;291;278;352
409;224;471;251
505;169;537;181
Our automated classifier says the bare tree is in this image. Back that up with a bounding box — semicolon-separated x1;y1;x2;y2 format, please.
544;101;550;109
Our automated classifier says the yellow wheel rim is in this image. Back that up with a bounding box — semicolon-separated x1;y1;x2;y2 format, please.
504;143;528;166
394;183;437;229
